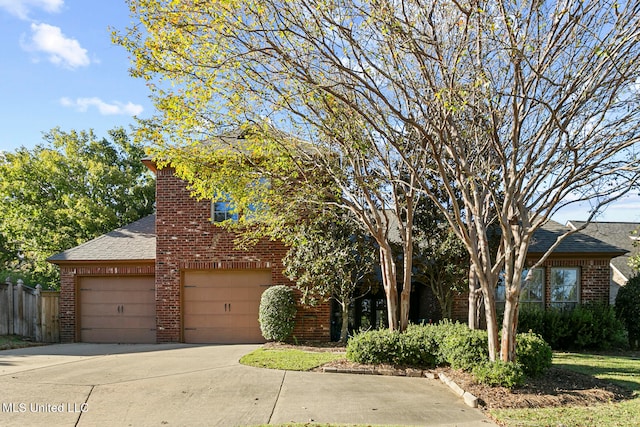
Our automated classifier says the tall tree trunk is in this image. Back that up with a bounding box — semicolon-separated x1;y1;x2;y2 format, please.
399;240;413;331
340;301;350;343
379;244;399;330
468;265;480;329
501;294;519;362
482;285;499;362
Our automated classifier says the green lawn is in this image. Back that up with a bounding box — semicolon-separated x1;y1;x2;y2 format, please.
491;352;640;427
239;348;345;371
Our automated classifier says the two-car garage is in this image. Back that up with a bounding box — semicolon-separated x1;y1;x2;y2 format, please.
75;270;270;344
49;215;298;344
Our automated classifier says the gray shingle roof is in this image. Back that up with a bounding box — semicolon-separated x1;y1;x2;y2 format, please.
567;221;640;280
47;215;156;263
528;220;628;255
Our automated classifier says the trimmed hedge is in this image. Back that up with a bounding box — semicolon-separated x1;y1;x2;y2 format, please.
346;321;553;388
518;303;627;350
259;285;297;341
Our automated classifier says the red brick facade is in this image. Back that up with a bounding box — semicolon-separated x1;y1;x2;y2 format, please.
154;167;330;342
451;256;612;322
56;166;330;343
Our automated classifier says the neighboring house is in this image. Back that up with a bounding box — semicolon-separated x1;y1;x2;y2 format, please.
566;221;640;303
451;220;628;320
48;155;330;344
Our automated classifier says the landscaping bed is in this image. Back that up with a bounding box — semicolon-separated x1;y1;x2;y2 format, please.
266;342;634;411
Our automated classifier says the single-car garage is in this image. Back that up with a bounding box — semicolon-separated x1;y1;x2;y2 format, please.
183;270;271;344
78;276;156;343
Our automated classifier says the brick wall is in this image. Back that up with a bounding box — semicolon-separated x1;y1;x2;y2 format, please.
155;167;330;342
451;256;613;323
58;263;154;342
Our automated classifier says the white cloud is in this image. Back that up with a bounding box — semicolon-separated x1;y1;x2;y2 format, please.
0;0;63;20
60;97;144;116
26;23;89;69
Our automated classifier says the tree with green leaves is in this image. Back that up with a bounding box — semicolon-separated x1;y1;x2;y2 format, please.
117;0;640;362
0;127;155;287
283;211;377;342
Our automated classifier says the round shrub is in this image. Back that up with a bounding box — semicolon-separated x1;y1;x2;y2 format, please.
516;331;552;378
399;324;439;367
439;324;489;371
616;275;640;350
259;285;297;341
472;361;525;388
429;320;474;365
346;329;401;364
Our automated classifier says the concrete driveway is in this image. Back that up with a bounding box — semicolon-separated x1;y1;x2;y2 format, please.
0;344;496;427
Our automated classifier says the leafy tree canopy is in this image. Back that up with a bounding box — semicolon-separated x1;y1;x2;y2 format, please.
117;0;640;361
0;127;155;288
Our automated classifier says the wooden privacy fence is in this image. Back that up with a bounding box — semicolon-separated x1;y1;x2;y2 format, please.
0;278;60;343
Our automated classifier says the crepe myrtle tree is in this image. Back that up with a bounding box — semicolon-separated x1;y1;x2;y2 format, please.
117;0;640;361
283;210;377;343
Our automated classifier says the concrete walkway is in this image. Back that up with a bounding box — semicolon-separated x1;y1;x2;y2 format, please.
0;344;497;426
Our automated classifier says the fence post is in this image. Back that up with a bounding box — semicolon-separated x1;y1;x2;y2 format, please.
35;285;42;342
8;277;14;335
16;279;24;336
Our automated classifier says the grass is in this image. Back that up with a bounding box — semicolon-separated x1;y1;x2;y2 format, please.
490;352;640;427
0;335;41;351
240;348;344;371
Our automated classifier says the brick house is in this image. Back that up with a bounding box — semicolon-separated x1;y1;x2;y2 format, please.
450;220;628;321
48;159;330;344
49;158;627;343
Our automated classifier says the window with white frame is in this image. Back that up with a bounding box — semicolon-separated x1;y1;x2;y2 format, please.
550;267;580;310
211;200;239;223
496;268;545;310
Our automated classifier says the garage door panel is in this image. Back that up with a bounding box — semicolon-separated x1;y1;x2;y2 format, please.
81;290;154;305
183;270;271;344
79;276;155;344
184;301;227;315
184;326;264;344
183;313;227;327
81;328;156;344
80;303;121;317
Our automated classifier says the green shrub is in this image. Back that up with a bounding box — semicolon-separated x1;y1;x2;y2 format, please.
346;329;400;364
399;324;439;367
518;303;627;350
259;285;297;341
429;320;473;365
472;361;525;388
516;332;552;378
616;275;640;350
439;324;489;371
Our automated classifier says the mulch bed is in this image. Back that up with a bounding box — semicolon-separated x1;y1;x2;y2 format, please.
264;342;634;410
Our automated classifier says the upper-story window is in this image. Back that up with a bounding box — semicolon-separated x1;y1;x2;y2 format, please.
550;267;580;310
211;201;239;223
496;267;545;310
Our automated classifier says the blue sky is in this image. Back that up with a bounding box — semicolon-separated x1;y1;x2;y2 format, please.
0;0;638;224
0;0;152;153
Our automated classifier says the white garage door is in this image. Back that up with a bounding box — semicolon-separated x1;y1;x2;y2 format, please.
183;270;271;343
79;276;156;343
